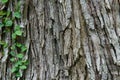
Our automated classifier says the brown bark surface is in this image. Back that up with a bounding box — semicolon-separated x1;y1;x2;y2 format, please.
0;0;120;80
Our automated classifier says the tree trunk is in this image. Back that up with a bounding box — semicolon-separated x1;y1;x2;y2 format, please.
0;0;120;80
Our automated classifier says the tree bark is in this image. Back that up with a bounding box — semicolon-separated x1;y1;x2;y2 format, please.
0;0;120;80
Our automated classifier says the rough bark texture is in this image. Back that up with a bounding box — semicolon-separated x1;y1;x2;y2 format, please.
1;0;120;80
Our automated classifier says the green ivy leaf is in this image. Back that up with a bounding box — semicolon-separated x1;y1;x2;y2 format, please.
15;30;22;36
0;41;7;47
10;58;15;62
9;51;15;56
7;10;11;17
0;41;5;45
1;0;8;4
3;28;10;33
11;67;17;73
10;44;16;50
17;54;24;59
15;72;21;77
5;19;13;27
12;33;16;39
0;11;6;16
21;46;27;52
15;61;22;67
19;65;27;70
16;43;22;48
3;42;8;48
15;25;20;30
14;12;21;18
22;60;28;65
0;23;4;28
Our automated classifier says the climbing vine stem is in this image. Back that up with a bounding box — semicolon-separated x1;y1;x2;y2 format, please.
0;0;28;78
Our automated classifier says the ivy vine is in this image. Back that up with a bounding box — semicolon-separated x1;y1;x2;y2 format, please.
0;0;28;78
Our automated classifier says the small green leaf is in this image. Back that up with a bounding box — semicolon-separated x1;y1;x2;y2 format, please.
22;60;29;65
15;30;22;36
9;51;15;56
0;11;6;16
10;58;15;62
19;65;27;70
1;0;8;4
7;10;11;17
3;43;8;48
15;72;21;77
12;33;16;39
5;19;13;27
0;40;7;47
16;43;22;48
15;61;22;67
3;28;10;33
0;23;4;28
11;67;17;73
0;41;5;45
10;44;16;50
15;25;20;30
21;46;27;52
17;54;24;59
14;12;21;18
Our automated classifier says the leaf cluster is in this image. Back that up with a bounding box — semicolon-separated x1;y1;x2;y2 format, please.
0;0;28;78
